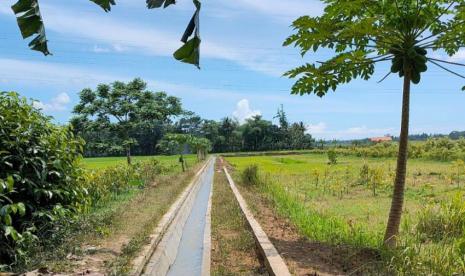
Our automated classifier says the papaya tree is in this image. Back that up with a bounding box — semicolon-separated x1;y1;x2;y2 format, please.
10;0;201;67
284;0;465;247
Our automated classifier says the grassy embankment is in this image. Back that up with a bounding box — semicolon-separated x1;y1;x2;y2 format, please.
211;160;268;276
226;153;465;275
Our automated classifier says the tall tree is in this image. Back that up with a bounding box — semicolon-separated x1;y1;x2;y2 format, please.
10;0;201;67
158;133;192;171
284;0;465;247
73;78;182;164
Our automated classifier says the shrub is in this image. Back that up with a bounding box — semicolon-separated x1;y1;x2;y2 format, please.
82;159;170;205
241;165;260;186
0;92;86;264
359;164;370;185
327;149;337;165
416;193;465;242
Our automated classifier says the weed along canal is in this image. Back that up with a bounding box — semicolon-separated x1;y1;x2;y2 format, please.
141;158;215;276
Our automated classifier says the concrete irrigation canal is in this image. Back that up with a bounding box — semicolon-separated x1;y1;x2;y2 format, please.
134;158;214;276
132;157;290;276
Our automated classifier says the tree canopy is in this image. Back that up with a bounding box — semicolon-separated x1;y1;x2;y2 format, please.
72;78;182;164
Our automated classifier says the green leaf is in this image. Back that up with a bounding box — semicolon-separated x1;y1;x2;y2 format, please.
6;175;14;192
173;0;201;68
4;226;19;241
462;86;465;91
4;214;12;226
173;37;201;68
11;0;50;55
17;203;26;216
146;0;176;9
90;0;116;12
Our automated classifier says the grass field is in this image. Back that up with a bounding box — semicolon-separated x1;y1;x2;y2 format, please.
226;153;465;275
81;154;197;170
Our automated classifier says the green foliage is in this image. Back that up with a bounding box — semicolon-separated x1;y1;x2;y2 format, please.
82;159;170;206
327;149;338;164
416;193;465;242
11;0;49;55
320;138;465;162
188;137;212;161
0;92;85;264
359;163;370;185
241;165;260;186
284;0;465;95
72;78;182;160
368;166;385;196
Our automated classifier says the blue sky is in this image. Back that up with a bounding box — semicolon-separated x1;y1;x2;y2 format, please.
0;0;464;140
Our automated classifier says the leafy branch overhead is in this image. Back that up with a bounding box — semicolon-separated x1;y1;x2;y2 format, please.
284;0;465;96
11;0;201;67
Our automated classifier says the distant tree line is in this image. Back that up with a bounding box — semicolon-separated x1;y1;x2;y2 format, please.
71;79;315;158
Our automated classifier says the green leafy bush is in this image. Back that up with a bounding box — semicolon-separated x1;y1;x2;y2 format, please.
83;159;170;205
327;149;338;165
0;92;86;264
241;165;260;186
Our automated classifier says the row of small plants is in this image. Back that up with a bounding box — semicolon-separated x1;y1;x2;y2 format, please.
319;138;465;162
239;163;465;275
0;92;171;269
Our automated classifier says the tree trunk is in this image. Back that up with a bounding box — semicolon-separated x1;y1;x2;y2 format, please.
126;147;132;165
180;154;185;172
384;69;411;247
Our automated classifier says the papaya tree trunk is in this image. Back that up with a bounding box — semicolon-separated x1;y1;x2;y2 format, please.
384;69;411;247
126;146;132;165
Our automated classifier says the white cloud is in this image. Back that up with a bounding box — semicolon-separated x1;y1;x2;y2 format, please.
232;99;261;124
306;122;327;134
33;92;71;111
0;58;119;86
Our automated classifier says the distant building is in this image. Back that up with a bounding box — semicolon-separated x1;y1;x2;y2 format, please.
369;136;393;143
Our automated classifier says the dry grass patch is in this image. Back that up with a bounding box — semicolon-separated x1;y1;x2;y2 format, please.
211;160;268;276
